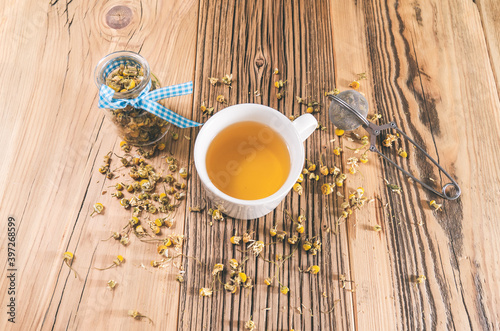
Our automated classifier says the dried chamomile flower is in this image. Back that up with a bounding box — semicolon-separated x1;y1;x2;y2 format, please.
336;174;347;187
95;255;125;271
349;80;360;89
302;240;312;251
416;275;426;284
307;160;316;171
120;198;130;209
222;74;233;87
287;235;298;245
120;141;131;153
243;277;253;288
189;199;206;212
150;260;161;268
276;230;286;241
208;77;219;86
174;182;186;190
157;143;166;151
273;68;279;75
176;274;184;283
330;166;340;176
382;134;398;147
249;240;264;255
296;224;305;234
154;218;164;227
150;223;161;235
296;173;304;183
347;157;359;174
293;183;303;195
224;283;237;294
102;231;121;241
398;148;408;158
209;208;224;222
120;234;130;246
230;235;242;245
112;191;124;199
157;245;168;256
245;318;256;331
91;203;104;216
319;122;329;130
309;173;319;181
212;263;224;276
280;285;289;295
264;278;272;286
335;128;345;137
373;224;382;232
320;164;329;176
237;272;247;283
360;152;369;164
168;234;184;249
199;287;213;297
128;310;153;324
269;226;277;237
229;258;239;270
242;232;254;243
429;200;442;211
216;95;227;104
274;80;286;89
357;72;367;80
384;178;401;194
63;252;78;278
179;167;188;179
321;183;334;196
325;88;340;96
174;192;186;200
107;280;117;290
307;265;320;274
333;147;342;156
307;100;320;113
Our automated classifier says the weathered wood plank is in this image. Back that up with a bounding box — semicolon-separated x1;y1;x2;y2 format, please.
0;0;199;330
476;0;500;100
330;0;500;330
178;0;355;330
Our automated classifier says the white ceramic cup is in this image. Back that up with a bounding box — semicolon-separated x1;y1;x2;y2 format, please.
194;103;317;219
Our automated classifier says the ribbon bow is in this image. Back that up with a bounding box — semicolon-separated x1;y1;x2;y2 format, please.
98;80;202;128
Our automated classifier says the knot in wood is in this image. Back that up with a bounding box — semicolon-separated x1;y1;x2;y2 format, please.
255;57;265;68
106;6;133;29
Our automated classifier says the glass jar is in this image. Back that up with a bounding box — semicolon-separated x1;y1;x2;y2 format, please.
94;51;169;146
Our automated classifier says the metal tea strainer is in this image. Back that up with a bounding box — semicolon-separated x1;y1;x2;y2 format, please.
328;90;461;200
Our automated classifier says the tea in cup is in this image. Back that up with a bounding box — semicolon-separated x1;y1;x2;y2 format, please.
194;104;317;219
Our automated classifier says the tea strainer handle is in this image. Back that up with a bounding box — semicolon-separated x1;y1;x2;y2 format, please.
366;121;461;200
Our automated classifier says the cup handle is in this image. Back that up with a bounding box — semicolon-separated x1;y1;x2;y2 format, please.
292;114;318;142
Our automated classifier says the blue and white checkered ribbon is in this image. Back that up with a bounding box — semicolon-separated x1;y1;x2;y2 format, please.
98;80;202;128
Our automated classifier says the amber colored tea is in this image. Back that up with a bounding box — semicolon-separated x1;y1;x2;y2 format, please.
206;121;291;200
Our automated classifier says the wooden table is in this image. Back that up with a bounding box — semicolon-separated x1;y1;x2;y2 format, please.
2;0;500;330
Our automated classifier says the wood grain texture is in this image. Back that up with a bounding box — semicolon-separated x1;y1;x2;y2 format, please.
179;1;353;330
476;0;500;99
0;0;199;330
1;0;500;330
